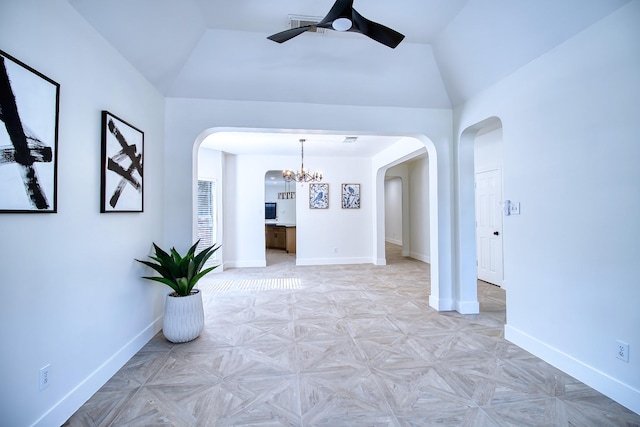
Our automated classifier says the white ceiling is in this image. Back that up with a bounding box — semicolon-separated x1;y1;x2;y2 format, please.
67;0;630;156
67;0;629;106
200;131;414;157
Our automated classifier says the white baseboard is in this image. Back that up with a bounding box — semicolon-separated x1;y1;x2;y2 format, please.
296;257;371;266
225;260;266;268
429;295;454;311
34;317;163;427
505;324;640;415
385;238;402;246
410;250;430;263
456;300;479;314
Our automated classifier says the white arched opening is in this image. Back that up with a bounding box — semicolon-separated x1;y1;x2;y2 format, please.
371;134;445;311
192;128;442;307
456;116;503;314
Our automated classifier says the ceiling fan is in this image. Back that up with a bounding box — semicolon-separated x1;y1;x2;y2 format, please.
267;0;405;49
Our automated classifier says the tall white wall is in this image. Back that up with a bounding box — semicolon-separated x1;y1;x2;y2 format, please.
0;1;166;426
385;160;431;262
384;177;403;245
409;156;431;263
220;154;373;267
196;147;224;262
454;1;640;412
383;158;432;263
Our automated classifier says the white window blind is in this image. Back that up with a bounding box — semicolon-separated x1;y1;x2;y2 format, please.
197;179;216;260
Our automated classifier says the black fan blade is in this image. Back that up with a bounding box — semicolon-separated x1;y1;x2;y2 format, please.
267;0;404;48
267;26;314;44
351;9;405;48
318;0;353;26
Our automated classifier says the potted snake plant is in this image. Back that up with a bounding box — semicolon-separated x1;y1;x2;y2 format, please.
136;240;220;343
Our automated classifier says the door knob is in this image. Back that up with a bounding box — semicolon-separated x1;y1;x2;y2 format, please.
493;231;500;236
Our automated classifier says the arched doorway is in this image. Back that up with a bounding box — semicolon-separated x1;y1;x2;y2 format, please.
456;116;504;314
193;129;443;311
264;170;297;266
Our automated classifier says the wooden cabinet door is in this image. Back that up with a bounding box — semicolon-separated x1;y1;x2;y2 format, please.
286;227;296;253
266;226;286;249
274;228;285;249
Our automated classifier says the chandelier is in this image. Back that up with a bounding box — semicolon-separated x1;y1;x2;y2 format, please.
283;139;323;183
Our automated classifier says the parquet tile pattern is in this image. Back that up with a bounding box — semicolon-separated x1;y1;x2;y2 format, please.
65;244;640;426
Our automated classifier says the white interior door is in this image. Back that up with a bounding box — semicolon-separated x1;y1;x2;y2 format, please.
475;169;504;286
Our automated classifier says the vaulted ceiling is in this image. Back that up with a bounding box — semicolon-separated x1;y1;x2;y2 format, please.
68;0;629;110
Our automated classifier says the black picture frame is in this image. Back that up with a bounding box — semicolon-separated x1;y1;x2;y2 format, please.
100;111;144;213
0;50;60;213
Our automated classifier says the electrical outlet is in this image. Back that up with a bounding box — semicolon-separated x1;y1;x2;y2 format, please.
616;340;629;362
39;365;51;390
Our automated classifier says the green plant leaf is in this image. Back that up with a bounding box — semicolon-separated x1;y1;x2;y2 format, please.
135;259;171;279
135;240;221;296
141;276;180;294
190;265;219;288
152;243;173;264
192;244;220;273
176;277;189;296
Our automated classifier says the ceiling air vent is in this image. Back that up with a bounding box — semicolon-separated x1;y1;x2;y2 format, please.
289;15;326;34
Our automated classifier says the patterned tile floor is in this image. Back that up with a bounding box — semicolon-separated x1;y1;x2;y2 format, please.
65;245;640;426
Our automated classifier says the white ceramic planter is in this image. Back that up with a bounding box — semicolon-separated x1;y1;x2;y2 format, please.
162;289;204;343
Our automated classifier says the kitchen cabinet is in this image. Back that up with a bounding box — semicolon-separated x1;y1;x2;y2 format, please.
266;225;296;253
285;226;296;253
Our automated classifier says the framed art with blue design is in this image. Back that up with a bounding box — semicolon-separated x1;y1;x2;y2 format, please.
100;111;144;212
0;49;60;213
342;183;360;209
309;183;328;209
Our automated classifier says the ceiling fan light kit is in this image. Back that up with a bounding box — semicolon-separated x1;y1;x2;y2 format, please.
332;17;353;32
268;0;405;49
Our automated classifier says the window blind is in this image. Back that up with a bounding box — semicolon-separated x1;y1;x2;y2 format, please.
197;180;216;261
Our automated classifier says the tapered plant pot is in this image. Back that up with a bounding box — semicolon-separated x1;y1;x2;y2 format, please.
162;289;204;343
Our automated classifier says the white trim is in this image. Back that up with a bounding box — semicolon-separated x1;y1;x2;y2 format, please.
456;300;480;314
429;295;454;311
410;251;430;263
225;260;267;268
385;237;402;246
505;324;640;415
295;257;371;266
33;317;162;427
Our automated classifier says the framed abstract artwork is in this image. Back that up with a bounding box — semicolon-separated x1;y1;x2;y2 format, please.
342;183;360;209
309;183;329;209
0;50;60;213
100;111;144;212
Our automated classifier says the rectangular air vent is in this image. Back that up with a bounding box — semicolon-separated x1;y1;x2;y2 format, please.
289;15;326;34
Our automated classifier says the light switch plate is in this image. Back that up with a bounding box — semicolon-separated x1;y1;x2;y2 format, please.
509;202;521;215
